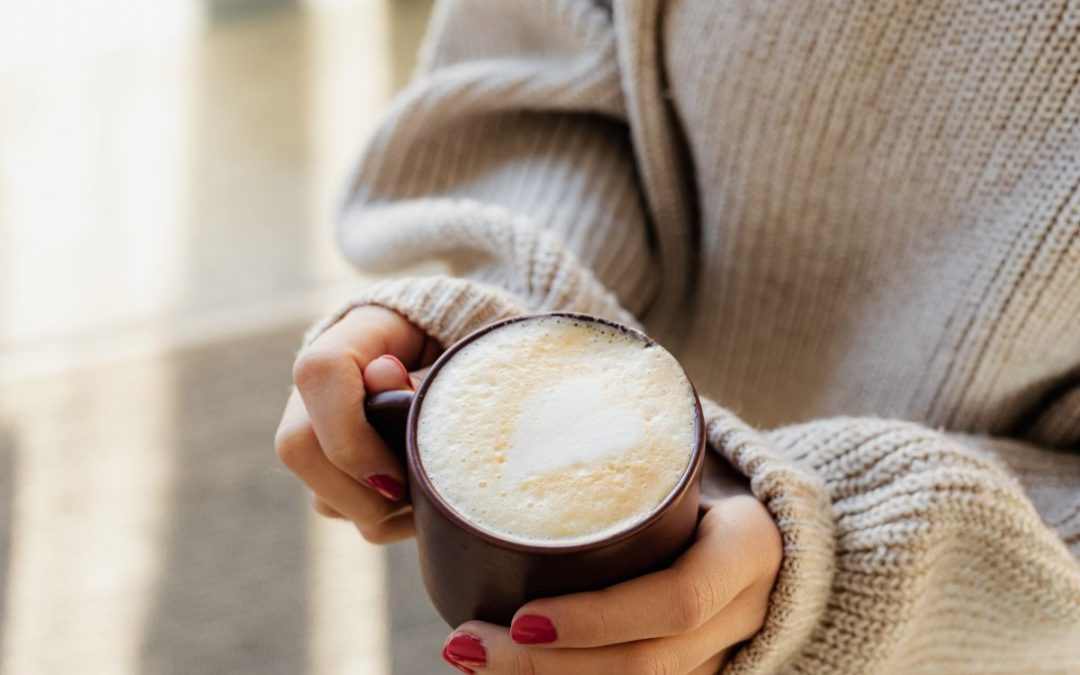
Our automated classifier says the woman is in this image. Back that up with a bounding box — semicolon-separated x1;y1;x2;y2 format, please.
276;1;1080;672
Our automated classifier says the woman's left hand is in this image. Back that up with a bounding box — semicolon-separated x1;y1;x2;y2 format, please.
440;454;783;674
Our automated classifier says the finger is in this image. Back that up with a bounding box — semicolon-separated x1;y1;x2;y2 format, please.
445;602;753;675
362;354;420;393
676;582;768;673
355;510;416;544
689;651;728;675
294;325;406;498
324;505;416;546
313;495;344;519
276;389;402;524
510;495;778;648
313;494;409;527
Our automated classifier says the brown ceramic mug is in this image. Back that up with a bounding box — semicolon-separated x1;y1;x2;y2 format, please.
364;313;705;627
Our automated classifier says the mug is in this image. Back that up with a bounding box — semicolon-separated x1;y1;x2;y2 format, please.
364;312;705;627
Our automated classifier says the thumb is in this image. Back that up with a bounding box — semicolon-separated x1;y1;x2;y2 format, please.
363;354;419;393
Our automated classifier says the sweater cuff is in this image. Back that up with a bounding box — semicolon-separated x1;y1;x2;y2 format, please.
701;400;836;675
304;275;536;349
305;271;647;350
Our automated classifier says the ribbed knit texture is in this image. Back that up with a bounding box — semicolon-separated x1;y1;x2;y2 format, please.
310;1;1080;672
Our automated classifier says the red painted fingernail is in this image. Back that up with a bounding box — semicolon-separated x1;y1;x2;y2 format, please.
443;632;486;669
377;355;413;389
364;474;404;501
440;646;474;674
511;615;557;644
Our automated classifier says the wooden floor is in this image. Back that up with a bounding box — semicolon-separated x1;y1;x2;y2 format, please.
0;2;449;673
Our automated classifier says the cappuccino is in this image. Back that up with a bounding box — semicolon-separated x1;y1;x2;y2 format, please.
417;315;697;546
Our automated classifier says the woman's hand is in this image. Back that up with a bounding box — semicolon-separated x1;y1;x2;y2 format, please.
275;305;441;543
440;454;782;675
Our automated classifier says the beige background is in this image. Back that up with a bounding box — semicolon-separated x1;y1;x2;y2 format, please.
0;1;450;672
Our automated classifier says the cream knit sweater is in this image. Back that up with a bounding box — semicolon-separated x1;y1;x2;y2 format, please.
309;1;1080;672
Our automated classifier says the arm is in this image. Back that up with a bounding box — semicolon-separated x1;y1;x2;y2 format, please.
718;409;1080;673
298;1;1080;672
307;0;658;349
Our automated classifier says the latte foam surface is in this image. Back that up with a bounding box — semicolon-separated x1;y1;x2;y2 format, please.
417;316;697;546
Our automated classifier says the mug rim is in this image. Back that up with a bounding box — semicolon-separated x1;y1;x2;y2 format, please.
405;312;707;555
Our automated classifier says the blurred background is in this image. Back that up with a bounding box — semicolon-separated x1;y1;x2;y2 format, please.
0;0;449;672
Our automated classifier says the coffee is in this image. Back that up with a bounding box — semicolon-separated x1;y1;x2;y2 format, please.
416;315;697;546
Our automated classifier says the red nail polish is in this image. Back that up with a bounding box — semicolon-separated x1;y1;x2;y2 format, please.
443;632;486;668
511;615;557;644
441;645;475;674
378;355;413;389
365;474;404;501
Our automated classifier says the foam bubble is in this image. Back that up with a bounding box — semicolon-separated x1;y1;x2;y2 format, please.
417;316;697;546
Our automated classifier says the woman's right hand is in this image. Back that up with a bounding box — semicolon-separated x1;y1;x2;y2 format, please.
275;305;442;543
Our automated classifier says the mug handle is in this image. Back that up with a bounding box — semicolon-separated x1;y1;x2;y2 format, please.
364;390;414;466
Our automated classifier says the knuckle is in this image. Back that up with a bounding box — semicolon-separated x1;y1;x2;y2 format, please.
322;441;354;468
743;499;783;578
356;523;393;544
275;423;318;472
732;589;771;644
355;508;406;542
623;644;673;675
761;520;783;576
312;498;342;519
671;570;719;632
592;593;615;644
292;350;348;391
671;591;704;633
745;594;771;640
510;644;539;675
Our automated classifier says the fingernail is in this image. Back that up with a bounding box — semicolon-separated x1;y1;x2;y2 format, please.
377;355;413;389
441;650;474;674
510;615;557;644
442;632;486;669
365;474;405;501
442;656;473;673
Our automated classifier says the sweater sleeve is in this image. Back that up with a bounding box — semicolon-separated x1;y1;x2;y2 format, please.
708;405;1080;674
312;1;1080;673
306;0;657;349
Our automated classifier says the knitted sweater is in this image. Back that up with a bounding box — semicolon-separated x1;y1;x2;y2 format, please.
309;1;1080;672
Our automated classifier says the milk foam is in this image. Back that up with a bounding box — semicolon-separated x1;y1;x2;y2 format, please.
417;316;697;546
